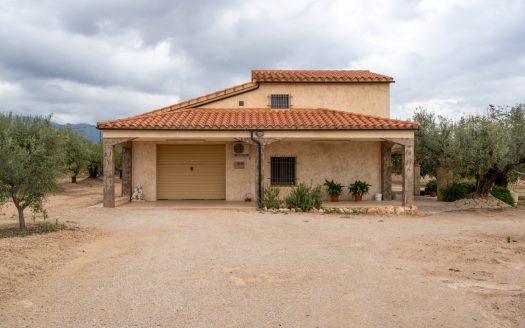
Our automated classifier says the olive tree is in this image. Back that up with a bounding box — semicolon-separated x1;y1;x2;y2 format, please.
453;105;525;196
86;142;103;178
0;114;65;229
413;109;456;198
63;129;89;183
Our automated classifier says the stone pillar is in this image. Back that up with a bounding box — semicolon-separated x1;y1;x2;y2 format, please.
436;165;454;201
256;143;265;208
414;162;421;196
121;142;132;198
103;139;115;208
402;141;415;206
381;141;393;201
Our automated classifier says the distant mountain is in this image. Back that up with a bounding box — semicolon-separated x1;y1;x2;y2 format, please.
53;123;100;143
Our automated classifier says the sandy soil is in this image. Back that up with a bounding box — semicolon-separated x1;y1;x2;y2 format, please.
0;179;524;327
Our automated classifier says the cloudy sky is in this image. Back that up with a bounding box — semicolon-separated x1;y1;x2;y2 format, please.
0;0;524;124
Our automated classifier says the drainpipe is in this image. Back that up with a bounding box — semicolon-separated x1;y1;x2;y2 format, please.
250;130;264;209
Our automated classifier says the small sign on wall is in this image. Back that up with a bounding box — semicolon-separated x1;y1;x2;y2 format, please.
234;161;245;169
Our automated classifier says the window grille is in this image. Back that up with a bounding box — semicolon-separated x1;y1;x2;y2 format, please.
270;157;296;185
270;94;290;108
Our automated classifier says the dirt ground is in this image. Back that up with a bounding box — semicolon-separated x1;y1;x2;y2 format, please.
0;178;524;327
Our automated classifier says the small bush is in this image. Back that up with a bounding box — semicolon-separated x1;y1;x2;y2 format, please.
264;187;281;209
490;186;515;206
424;180;437;194
284;183;322;212
440;182;469;202
458;181;476;194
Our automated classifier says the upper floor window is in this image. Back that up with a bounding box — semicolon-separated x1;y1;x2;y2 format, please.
270;94;290;109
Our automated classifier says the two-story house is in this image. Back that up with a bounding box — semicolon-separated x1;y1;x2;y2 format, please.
97;70;418;208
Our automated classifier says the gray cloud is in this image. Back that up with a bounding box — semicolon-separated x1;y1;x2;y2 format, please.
0;0;524;124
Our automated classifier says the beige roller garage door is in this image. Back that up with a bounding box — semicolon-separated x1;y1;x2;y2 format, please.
157;144;226;200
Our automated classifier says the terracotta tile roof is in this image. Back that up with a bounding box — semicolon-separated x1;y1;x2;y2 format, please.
98;108;417;130
135;81;258;117
252;70;394;83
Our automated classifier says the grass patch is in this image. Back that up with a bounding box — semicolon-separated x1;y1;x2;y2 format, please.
0;221;68;239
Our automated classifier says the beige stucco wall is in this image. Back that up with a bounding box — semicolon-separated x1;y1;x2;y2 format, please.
202;82;391;118
264;141;381;201
131;141;157;201
225;143;256;201
128;140;381;202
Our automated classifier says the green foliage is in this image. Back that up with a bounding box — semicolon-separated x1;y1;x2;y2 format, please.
458;181;476;194
86;142;103;178
391;153;402;175
264;187;281;209
0;113;65;229
453;105;525;194
424;180;437;194
490;186;515;206
284;183;322;212
63;128;89;181
115;145;123;177
348;180;371;196
413;109;456;177
440;182;470;202
323;179;343;196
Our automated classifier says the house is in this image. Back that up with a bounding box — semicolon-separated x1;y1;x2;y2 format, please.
97;70;418;208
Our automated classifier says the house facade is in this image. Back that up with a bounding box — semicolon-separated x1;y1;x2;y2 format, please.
97;70;418;208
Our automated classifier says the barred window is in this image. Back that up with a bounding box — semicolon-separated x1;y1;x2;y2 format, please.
270;94;290;108
270;157;296;185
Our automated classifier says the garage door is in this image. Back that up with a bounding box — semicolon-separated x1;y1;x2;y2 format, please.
157;144;226;200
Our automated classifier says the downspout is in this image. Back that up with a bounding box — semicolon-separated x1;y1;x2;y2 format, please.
250;130;263;209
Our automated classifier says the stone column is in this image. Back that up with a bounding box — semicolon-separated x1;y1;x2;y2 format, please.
121;142;132;198
414;162;421;196
402;141;415;206
381;141;393;201
256;143;265;208
103;139;115;208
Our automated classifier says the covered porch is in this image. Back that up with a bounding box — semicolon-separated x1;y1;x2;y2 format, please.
100;131;416;209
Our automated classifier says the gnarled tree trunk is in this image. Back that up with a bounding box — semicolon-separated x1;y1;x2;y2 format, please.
436;165;454;201
15;204;26;230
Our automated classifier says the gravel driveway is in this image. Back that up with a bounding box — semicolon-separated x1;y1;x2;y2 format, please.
1;205;524;327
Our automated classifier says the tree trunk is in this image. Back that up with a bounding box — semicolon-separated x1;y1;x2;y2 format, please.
71;175;77;183
474;169;498;196
88;167;98;179
16;205;26;230
436;165;454;201
494;171;508;187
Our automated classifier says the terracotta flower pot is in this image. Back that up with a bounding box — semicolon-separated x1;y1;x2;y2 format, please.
429;191;437;197
330;194;339;202
354;194;363;202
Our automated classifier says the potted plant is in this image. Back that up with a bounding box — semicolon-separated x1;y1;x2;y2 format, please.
324;179;343;202
348;180;371;201
424;180;437;197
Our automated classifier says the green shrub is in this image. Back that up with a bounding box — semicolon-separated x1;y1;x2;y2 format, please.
424;180;437;194
324;179;343;196
348;180;371;196
440;182;461;202
440;182;469;202
284;183;322;212
264;187;281;209
490;186;515;206
458;181;476;194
